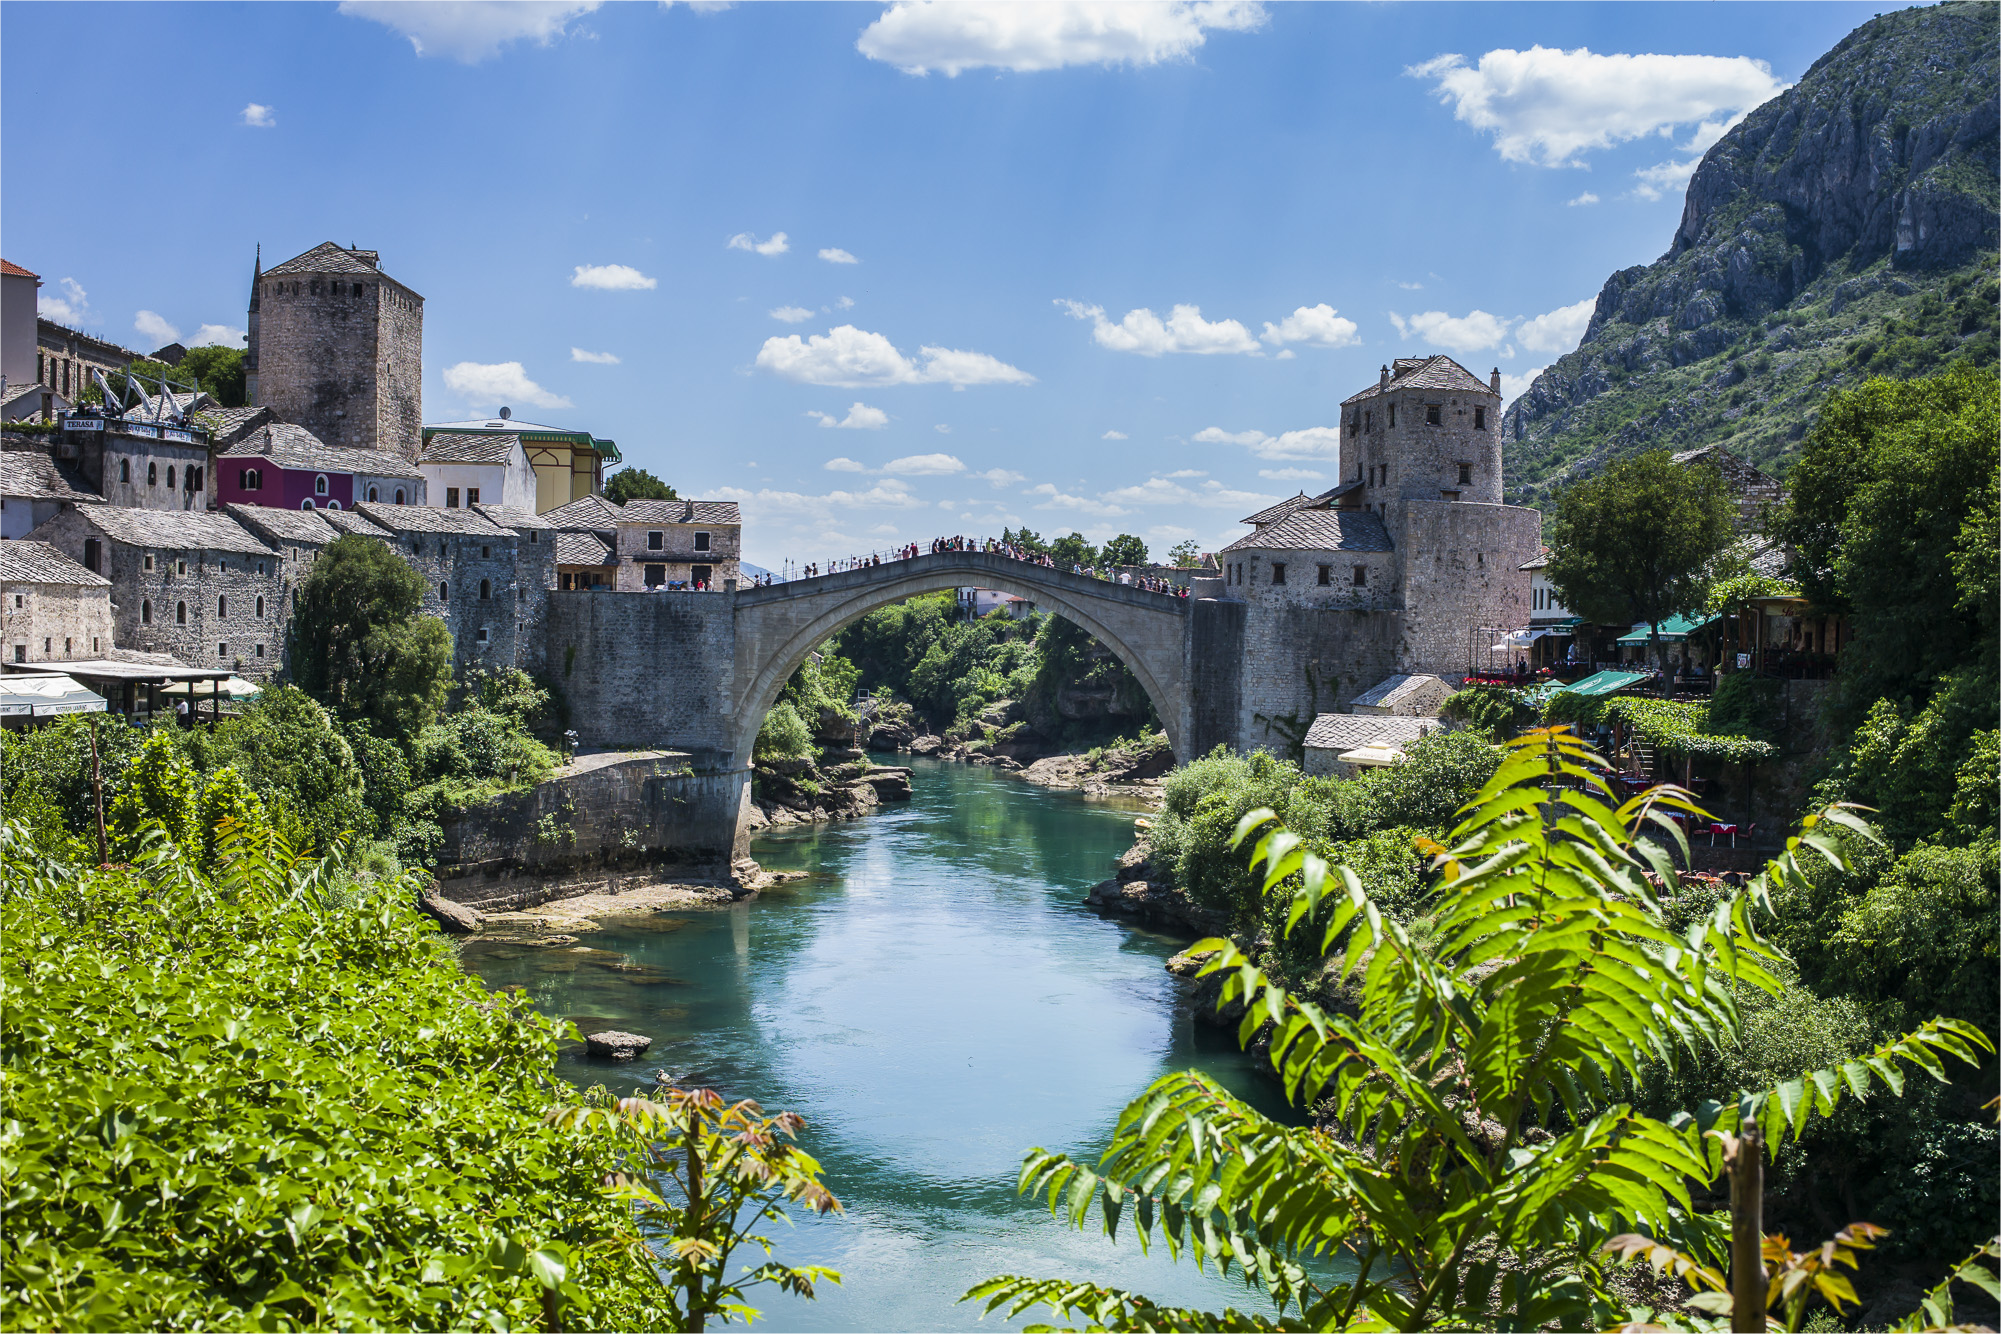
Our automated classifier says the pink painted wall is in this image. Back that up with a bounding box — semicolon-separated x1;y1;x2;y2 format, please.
216;463;355;511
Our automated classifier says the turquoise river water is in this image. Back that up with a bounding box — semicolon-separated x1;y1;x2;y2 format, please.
462;756;1304;1331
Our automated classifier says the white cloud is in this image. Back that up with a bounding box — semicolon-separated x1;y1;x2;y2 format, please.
1259;303;1360;349
974;468;1026;487
339;1;600;62
1056;299;1259;356
727;231;790;256
818;247;859;264
770;305;815;323
1164;469;1206;478
808;401;891;430
1274;349;1296;361
1397;280;1424;290
1259;467;1325;482
1567;191;1600;207
194;324;246;347
571;263;657;290
836;295;855;309
857;0;1267;76
1390;308;1512;354
824;457;870;472
134;311;180;345
1497;367;1546;409
1406;46;1785;167
1515;297;1594;355
1102;429;1128;440
884;453;965;476
240;103;276;128
1026;482;1127;518
756;324;1034;388
441;360;574;410
713;479;931;527
1632;156;1705;201
571;347;621;364
934;423;952;434
1193;425;1342;461
39;277;89;326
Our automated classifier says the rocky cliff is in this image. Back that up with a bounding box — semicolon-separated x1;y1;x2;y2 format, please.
1503;1;1998;503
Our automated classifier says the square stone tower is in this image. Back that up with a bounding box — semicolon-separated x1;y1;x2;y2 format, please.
1338;354;1505;516
248;243;423;461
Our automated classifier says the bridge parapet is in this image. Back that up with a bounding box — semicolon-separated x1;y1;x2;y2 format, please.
737;550;1192;615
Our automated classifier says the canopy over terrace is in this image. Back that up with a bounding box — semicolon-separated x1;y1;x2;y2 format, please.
2;659;233;721
1556;669;1653;697
1615;613;1721;644
0;673;106;724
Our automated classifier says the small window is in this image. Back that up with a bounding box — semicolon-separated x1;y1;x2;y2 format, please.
466;487;480;505
176;558;187;576
1317;564;1331;585
315;474;328;496
439;582;449;600
1388;404;1395;428
1381;464;1389;486
446;488;460;508
256;643;265;657
479;579;491;600
648;530;664;550
256;560;266;575
10;645;20;663
481;545;491;559
92;638;99;653
255;595;265;617
301;499;315;510
1458;463;1472;485
64;638;72;654
192;467;204;493
176;601;187;625
352;283;363;296
148;462;157;487
394;488;406;505
83;538;101;573
368;486;379;502
529;530;538;543
475;627;490;644
167;465;176;489
44;638;51;654
645;563;666;587
1426;404;1441;426
119;459;130;483
218;643;228;659
1352;566;1366;587
1473;406;1486;430
694;531;711;552
143;553;155;572
1270;562;1286;586
216;595;227;619
1368;466;1376;486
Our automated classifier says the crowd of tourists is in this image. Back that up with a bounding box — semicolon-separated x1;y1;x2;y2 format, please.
782;535;1189;597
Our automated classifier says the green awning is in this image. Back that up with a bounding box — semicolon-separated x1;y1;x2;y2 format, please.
1615;613;1720;644
1558;670;1653;697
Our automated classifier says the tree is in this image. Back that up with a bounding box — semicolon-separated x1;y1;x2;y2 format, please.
190;685;370;850
1546;450;1735;673
1166;539;1204;568
969;729;1992;1332
1101;534;1149;567
1001;526;1047;556
1049;531;1097;569
288;535;452;740
605;468;678;504
179;344;247;407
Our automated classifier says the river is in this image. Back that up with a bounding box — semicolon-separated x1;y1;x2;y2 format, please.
462;756;1303;1331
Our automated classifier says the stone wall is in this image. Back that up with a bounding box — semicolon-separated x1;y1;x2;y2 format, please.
375;283;423;462
1236;605;1401;754
547;589;739;760
1233;546;1396;610
1391;501;1541;679
1;579;113;664
85;431;211;512
1182;596;1244;757
255;270;422;460
1349;382;1504;511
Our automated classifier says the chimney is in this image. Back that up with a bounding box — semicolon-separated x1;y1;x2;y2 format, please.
1490;367;1501;393
1379;364;1390;388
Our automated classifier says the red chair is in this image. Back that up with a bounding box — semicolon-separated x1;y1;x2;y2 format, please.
1708;822;1756;847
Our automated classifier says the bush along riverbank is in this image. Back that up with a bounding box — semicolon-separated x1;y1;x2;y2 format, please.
747;649;911;830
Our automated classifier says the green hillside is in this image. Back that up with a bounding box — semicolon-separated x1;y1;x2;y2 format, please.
1503;1;1999;504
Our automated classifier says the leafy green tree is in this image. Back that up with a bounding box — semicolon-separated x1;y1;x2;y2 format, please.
754;701;815;761
107;730;199;855
190;686;369;850
1049;532;1098;568
1001;526;1047;556
969;729;1991;1332
1167;539;1204;568
604;468;678;504
1546;449;1735;672
1101;534;1149;567
179;344;246;407
288;535;453;740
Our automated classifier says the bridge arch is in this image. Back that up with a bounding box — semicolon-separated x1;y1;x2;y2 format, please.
730;553;1192;766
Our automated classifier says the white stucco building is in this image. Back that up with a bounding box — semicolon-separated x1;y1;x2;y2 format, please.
417;431;536;511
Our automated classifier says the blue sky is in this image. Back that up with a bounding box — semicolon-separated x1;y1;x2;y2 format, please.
3;1;1889;568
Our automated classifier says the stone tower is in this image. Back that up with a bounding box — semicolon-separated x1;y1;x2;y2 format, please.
244;246;261;405
248;243;423;460
1338;355;1504;519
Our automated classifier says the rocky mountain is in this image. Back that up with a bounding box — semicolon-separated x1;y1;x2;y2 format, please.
1503;1;1998;504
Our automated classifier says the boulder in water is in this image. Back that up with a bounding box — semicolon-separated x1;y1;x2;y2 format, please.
584;1030;654;1060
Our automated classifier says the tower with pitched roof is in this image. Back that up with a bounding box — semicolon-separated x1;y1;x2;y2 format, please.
247;243;424;460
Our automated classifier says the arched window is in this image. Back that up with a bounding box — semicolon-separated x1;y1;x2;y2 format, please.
394;488;405;505
166;465;176;490
301;499;315;510
148;462;157;487
119;459;130;483
255;596;265;618
217;595;227;619
314;474;328;496
439;582;449;601
479;579;491;600
141;599;152;625
327;500;342;510
175;601;187;625
367;486;378;502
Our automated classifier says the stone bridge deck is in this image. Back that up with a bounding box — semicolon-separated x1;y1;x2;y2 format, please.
735;550;1192;613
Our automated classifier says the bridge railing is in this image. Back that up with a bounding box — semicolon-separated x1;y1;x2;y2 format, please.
771;547;1193;599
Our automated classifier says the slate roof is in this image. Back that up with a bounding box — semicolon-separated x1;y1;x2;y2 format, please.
0;449;102;504
555;532;614;566
1340;354;1494;407
226;504;342;548
1520;545;1551;572
1220;506;1393;554
355;502;511;538
618;499;742;526
265;242;383;278
194;406;275;450
221;423;425;478
473;503;554;532
320;509;393;537
1302;713;1442;753
540;493;624;530
419;432;521;466
75;507;273;557
1349;674;1450;711
1;382;52;411
1239;492;1314;527
0;540;110;586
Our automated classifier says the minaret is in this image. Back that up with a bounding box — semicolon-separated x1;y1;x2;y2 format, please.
245;245;261;405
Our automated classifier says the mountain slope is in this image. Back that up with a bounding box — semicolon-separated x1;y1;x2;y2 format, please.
1503;1;1998;504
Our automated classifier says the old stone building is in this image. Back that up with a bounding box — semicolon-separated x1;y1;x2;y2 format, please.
423;413;619;512
0;540;113;665
30;320;141;411
1;447;102;539
613;499;742;590
1671;444;1782;532
249;243;423;460
226;505;343;635
346;502;550;678
217;422;426;511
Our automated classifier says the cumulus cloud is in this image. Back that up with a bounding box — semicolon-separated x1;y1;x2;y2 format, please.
571;263;656;290
836;295;855;309
934;424;952;434
240;103;276;127
769;306;815;323
1515;297;1594;355
1102;429;1128;440
1103;476;1280;510
1026;482;1127;518
807;401;890;430
712;478;931;523
1567;191;1600;206
39;277;90;326
1497;367;1546;409
884;453;965;475
857;0;1267;76
1632;156;1704;201
339;0;600;62
824;457;869;472
756;324;1034;388
727;231;790;256
1406;45;1785;167
194;324;247;347
1259;467;1325;482
571;347;621;363
1260;303;1360;349
441;360;574;410
134;311;180;345
974;468;1026;487
1056;299;1259;356
1390;308;1512;354
818;247;859;264
1193;425;1342;461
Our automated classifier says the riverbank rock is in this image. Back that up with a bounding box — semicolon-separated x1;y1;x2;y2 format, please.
584;1030;654;1060
907;735;944;757
418;889;484;934
864;767;913;801
1165;946;1219;977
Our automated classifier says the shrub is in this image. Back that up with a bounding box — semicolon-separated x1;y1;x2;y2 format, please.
1708;671;1784;743
1439;684;1525;735
754;700;815;762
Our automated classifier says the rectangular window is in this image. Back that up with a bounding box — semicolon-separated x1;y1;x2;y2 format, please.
256;643;264;658
1270;563;1286;585
218;643;228;659
648;530;664;550
176;559;186;575
83;538;101;573
1388;404;1395;428
1473;406;1487;430
12;645;22;662
1458;463;1473;485
445;487;460;508
92;637;100;653
645;564;666;587
144;553;155;571
693;531;711;552
1352;566;1366;586
466;487;480;505
1317;564;1331;585
1381;465;1389;486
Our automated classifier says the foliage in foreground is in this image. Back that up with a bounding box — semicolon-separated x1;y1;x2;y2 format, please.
968;729;1992;1331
